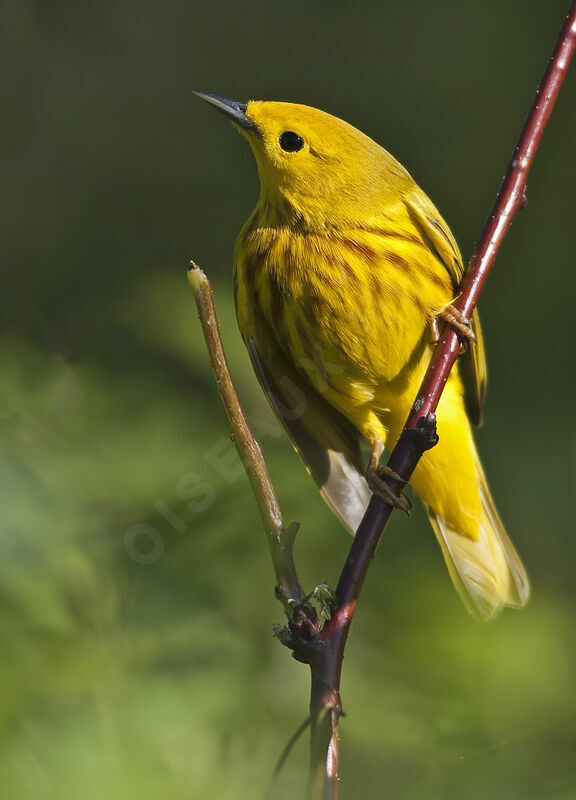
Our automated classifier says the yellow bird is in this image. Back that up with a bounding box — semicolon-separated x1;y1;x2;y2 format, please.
196;92;529;621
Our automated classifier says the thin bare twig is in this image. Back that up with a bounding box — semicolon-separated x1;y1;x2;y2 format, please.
306;3;576;796
188;264;307;611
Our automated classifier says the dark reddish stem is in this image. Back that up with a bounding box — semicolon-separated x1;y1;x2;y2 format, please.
308;3;576;796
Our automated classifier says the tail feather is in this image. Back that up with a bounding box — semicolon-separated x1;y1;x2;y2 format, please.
426;462;529;621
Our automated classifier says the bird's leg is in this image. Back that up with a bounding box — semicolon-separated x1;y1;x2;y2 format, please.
428;315;442;344
436;303;476;353
366;439;412;514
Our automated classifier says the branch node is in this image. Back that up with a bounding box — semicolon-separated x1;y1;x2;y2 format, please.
283;520;300;545
407;413;439;452
305;582;338;620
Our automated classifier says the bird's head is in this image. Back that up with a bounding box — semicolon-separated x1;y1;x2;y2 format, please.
195;92;412;227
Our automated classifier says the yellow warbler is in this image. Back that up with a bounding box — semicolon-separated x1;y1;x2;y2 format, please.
196;91;529;620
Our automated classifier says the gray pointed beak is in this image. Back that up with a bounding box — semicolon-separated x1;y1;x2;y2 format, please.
193;91;256;131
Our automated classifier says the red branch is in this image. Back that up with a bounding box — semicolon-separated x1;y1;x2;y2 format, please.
307;3;576;795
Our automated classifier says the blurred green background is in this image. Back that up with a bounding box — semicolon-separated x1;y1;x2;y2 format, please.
2;0;575;797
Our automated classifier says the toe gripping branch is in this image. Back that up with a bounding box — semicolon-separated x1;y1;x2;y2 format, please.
367;465;412;514
367;413;439;514
438;303;476;351
369;412;439;514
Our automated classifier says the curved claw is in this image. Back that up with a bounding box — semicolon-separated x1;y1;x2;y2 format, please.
366;466;412;514
438;303;476;349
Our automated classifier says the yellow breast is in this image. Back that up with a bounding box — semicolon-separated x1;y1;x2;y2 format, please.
235;211;453;417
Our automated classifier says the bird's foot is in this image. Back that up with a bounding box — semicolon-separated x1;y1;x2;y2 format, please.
435;303;476;353
366;465;412;514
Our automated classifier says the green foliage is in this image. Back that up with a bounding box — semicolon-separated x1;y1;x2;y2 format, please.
2;0;575;797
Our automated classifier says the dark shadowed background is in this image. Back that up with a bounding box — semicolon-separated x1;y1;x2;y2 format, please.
2;1;575;798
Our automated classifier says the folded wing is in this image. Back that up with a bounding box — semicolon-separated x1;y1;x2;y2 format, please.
246;330;371;533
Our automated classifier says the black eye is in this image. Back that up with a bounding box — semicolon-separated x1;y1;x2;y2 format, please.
279;131;304;152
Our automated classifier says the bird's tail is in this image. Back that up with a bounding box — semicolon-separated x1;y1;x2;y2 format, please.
425;458;530;621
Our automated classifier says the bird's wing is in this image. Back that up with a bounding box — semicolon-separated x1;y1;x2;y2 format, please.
404;193;487;426
244;326;371;534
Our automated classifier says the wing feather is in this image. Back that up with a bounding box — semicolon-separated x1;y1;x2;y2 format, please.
245;330;371;533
